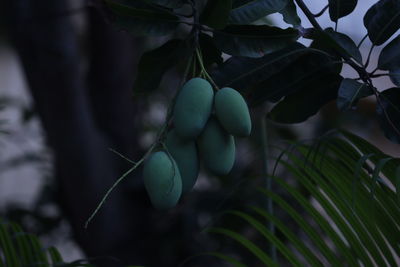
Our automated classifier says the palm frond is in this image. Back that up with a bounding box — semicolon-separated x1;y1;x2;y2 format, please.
208;130;400;266
0;219;94;266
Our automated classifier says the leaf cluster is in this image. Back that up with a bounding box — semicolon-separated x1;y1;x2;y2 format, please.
103;0;400;143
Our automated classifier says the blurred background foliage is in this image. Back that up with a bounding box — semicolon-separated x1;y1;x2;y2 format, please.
0;0;399;266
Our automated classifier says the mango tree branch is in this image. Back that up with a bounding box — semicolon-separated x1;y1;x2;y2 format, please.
294;0;322;30
313;4;329;18
295;0;370;83
296;0;400;138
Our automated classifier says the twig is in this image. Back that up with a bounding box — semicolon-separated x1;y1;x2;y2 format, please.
294;0;322;30
109;148;136;164
85;51;195;228
370;73;389;79
196;48;219;89
85;143;156;229
357;33;368;48
369;67;379;76
364;44;375;69
313;5;328;17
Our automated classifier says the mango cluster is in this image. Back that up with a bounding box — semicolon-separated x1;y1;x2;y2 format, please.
143;78;251;209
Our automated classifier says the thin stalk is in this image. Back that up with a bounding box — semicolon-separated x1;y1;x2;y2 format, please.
370;73;389;79
109;148;136;164
364;44;375;68
294;0;322;30
196;48;219;89
84;143;156;229
260;116;276;261
313;5;328;17
85;53;195;228
357;33;368;48
369;67;379;76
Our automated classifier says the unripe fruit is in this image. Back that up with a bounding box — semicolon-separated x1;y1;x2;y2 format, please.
143;151;182;209
166;129;199;193
215;87;251;137
198;117;235;175
173;78;214;139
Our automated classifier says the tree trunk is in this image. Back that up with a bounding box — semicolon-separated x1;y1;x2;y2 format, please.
5;1;144;265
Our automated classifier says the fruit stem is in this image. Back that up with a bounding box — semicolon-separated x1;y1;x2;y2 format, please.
86;55;196;228
108;148;136;164
85;141;157;229
195;47;219;90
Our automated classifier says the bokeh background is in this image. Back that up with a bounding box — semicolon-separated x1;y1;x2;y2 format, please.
0;0;399;266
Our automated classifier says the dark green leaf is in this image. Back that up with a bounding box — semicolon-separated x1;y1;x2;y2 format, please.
310;41;342;74
229;0;288;24
255;186;341;265
268;73;342;123
211;42;307;92
376;88;400;143
325;28;362;63
363;0;400;45
133;39;189;95
27;234;48;265
10;224;34;266
250;206;323;266
105;0;180;36
259;177;359;266
200;0;232;29
279;0;301;27
311;28;362;64
144;0;184;8
248;49;339;105
337;79;373;111
208;227;277;266
378;34;400;70
389;70;400;86
199;33;223;68
205;252;247;267
0;223;19;267
351;153;375;209
213;25;299;57
328;0;357;22
62;259;95;267
47;247;63;263
227;210;302;266
10;226;37;265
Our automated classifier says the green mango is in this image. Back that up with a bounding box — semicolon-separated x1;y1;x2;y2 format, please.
173;78;214;139
166;129;199;193
143;151;182;209
198;117;235;175
215;87;251;137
